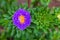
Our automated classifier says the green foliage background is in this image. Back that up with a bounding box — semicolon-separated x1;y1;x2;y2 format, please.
0;0;60;40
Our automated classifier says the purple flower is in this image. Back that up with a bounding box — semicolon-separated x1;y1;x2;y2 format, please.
12;8;31;30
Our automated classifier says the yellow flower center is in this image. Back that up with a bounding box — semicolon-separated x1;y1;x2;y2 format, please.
18;15;25;24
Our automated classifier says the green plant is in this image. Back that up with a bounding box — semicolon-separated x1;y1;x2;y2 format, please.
0;0;60;40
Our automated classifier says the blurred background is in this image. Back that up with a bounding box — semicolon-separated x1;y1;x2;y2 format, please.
0;0;60;40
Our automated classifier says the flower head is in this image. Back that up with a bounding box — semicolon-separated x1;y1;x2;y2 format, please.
12;8;31;30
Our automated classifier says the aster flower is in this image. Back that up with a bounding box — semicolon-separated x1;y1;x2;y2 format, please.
12;8;31;30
